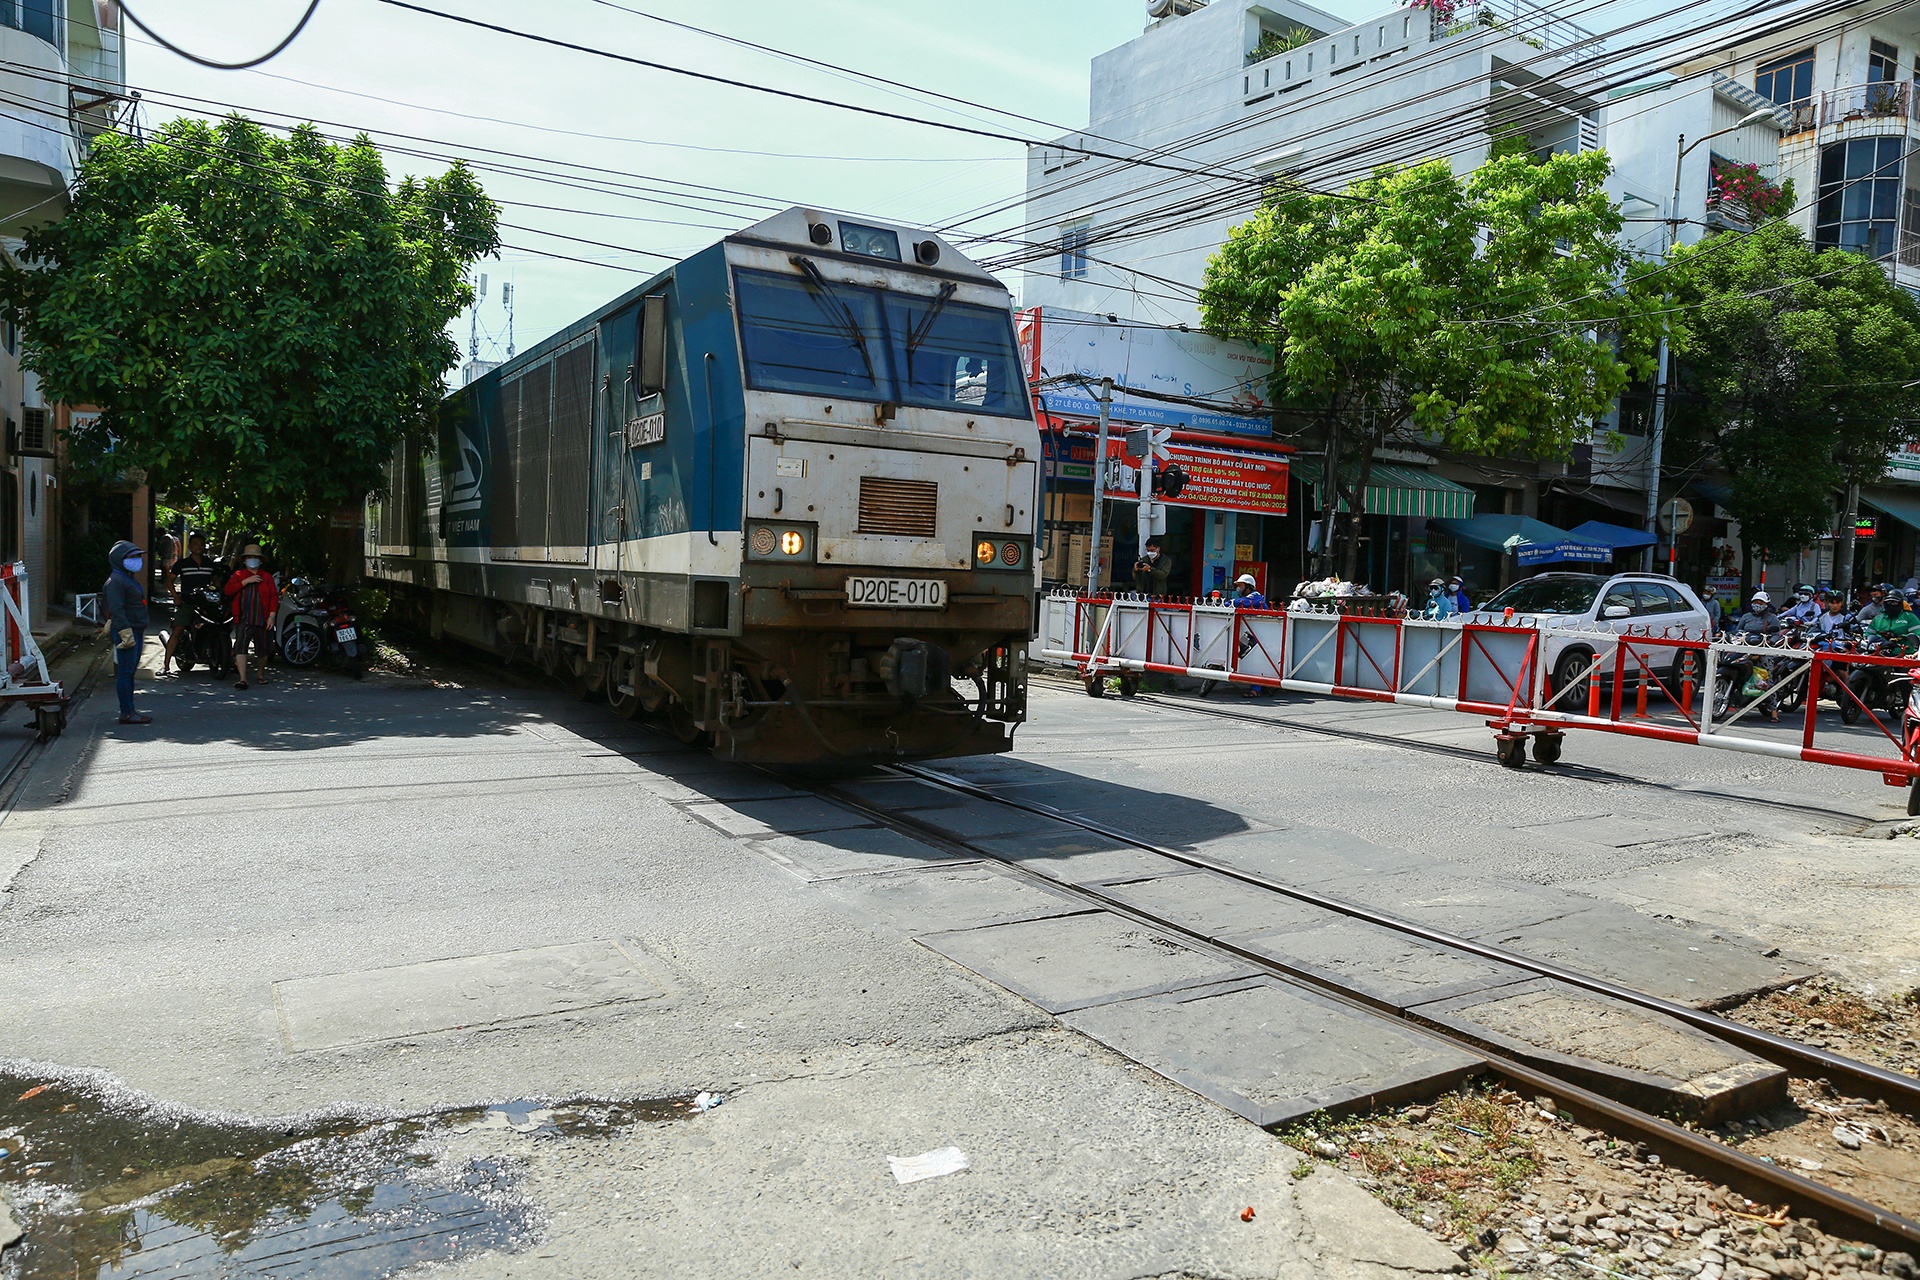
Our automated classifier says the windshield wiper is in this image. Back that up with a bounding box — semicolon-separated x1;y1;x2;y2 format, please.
790;256;878;388
905;281;957;362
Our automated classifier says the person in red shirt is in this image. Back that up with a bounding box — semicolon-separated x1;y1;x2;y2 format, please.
224;543;279;691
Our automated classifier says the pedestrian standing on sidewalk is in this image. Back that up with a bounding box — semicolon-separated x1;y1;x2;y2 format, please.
225;544;279;691
102;539;151;725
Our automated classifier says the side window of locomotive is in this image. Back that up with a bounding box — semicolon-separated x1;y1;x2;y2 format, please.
884;294;1032;419
736;268;892;401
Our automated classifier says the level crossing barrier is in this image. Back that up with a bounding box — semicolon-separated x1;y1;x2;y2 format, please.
1038;591;1920;806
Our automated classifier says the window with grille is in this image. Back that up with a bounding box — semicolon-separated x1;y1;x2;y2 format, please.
1059;224;1091;280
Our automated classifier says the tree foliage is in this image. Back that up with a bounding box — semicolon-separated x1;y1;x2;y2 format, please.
1200;151;1657;580
1662;221;1920;566
0;115;499;548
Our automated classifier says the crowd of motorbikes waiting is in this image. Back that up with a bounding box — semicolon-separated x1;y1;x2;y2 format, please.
98;531;366;726
1699;582;1918;724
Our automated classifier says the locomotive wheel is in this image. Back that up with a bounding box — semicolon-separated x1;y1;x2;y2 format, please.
667;700;711;747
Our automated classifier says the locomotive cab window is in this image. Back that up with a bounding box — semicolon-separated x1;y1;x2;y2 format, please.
885;293;1030;419
736;267;892;400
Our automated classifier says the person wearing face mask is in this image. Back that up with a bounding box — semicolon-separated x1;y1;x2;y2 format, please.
224;543;280;691
1131;536;1170;597
102;540;152;725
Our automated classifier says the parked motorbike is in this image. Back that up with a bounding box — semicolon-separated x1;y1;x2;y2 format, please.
276;578;366;677
170;585;234;677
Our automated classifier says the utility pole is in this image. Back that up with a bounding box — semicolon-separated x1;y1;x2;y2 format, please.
502;280;515;360
1646;107;1773;575
1086;377;1114;596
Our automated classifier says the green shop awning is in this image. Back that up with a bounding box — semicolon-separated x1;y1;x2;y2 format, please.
1863;486;1920;533
1291;460;1476;520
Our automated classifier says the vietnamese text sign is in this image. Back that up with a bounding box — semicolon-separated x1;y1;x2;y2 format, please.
1161;447;1289;515
1516;541;1611;568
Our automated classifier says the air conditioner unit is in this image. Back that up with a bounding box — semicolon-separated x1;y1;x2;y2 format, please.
17;406;52;458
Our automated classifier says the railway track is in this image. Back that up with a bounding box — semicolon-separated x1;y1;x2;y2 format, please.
1107;684;1894;830
803;760;1920;1254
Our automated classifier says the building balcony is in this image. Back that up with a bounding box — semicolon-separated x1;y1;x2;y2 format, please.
1703;192;1756;232
1811;80;1915;131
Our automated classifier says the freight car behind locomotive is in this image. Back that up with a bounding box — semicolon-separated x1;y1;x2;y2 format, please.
367;208;1039;764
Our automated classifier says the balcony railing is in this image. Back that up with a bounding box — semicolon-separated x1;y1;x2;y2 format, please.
1816;79;1916;127
1432;0;1604;57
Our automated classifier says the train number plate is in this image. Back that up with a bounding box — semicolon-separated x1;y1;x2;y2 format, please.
844;577;948;610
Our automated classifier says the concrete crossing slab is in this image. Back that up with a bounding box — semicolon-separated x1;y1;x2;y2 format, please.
750;827;971;881
1315;867;1585;938
1474;902;1809;1007
684;796;874;838
1408;978;1788;1121
1194;829;1430;886
827;777;973;813
897;799;1050;842
1240;919;1535;1010
814;865;1090;935
1098;872;1347;938
970;828;1183;884
1063;977;1484;1127
918;912;1254;1013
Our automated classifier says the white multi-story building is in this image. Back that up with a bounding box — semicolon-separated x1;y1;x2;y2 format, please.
0;0;129;623
1024;0;1920;595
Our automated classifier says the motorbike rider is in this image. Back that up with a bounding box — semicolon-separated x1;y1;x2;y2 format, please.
1781;585;1821;627
1731;591;1786;720
1448;575;1472;613
224;543;280;691
1423;578;1460;620
161;532;218;676
101;540;151;726
1858;584;1891;626
1814;590;1851;637
1872;590;1920;645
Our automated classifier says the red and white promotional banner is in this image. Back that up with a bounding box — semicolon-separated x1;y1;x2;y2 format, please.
1160;445;1289;516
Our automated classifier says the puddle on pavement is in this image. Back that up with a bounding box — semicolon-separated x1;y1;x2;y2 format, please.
0;1069;705;1279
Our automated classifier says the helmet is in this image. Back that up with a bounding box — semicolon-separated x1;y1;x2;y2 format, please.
1235;573;1257;587
1751;590;1771;606
1429;578;1446;589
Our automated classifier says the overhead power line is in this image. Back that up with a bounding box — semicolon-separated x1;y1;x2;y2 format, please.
120;0;324;70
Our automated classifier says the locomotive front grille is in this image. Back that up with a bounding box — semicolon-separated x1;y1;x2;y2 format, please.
857;476;938;538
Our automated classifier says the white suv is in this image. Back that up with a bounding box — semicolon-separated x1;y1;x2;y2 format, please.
1469;572;1713;701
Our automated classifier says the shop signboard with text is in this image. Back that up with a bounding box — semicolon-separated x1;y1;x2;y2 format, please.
1017;306;1274;439
1159;445;1289;515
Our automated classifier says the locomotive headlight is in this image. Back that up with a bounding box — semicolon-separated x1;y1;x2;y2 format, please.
976;540;996;565
973;534;1029;570
746;521;817;562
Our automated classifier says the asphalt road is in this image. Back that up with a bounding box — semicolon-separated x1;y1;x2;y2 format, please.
0;642;1466;1280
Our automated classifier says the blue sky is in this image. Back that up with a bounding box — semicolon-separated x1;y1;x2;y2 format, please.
125;0;1204;359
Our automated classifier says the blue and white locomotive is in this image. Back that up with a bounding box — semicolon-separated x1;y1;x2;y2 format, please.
366;207;1039;764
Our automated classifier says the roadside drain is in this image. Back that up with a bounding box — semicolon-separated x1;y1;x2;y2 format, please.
0;1069;704;1278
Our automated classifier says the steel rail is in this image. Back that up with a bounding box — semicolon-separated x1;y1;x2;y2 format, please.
896;761;1920;1110
804;765;1920;1252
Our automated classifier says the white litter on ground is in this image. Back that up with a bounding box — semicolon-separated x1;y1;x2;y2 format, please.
887;1146;969;1185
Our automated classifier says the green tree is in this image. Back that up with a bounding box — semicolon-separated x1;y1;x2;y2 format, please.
1200;152;1656;581
0;115;499;555
1662;221;1920;593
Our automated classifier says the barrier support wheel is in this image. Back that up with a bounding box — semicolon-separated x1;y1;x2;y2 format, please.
1531;732;1563;766
1908;775;1920;817
1118;675;1142;698
1084;673;1107;699
1495;735;1527;769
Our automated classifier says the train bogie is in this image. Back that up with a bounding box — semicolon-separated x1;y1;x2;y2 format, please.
368;207;1039;765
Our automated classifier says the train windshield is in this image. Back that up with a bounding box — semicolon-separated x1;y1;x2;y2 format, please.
734;267;1030;419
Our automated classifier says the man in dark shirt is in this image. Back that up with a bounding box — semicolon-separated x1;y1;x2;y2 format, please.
162;532;218;676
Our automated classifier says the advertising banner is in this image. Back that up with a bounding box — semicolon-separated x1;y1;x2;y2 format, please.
1516;541;1612;568
1019;306;1274;439
1160;445;1289;515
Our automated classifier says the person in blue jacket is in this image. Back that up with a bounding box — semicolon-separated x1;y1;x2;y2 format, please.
101;539;151;725
1424;578;1460;619
1231;573;1268;609
1448;575;1472;613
